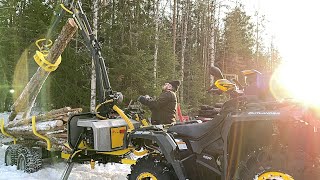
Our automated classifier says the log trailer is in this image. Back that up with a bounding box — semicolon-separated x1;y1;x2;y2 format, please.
1;0;148;176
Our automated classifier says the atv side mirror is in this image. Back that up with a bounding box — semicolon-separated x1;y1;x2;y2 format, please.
209;66;223;79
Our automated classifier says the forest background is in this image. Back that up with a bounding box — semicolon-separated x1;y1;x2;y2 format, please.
0;0;281;115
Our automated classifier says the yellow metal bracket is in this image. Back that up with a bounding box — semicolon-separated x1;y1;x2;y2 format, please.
135;114;140;121
121;158;136;165
71;149;83;159
97;148;132;156
33;51;61;72
135;114;149;126
140;119;149;126
132;149;148;156
32;116;51;151
0;118;16;144
60;4;74;14
90;159;95;169
33;38;61;72
35;38;53;52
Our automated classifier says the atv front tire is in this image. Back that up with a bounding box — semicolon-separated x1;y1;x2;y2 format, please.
128;155;176;180
232;146;320;180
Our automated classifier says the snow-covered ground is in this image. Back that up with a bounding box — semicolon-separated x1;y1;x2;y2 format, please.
0;112;10;124
0;144;131;180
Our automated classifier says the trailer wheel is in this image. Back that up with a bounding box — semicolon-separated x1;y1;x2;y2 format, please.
16;146;42;173
5;144;23;166
232;146;320;180
128;155;176;180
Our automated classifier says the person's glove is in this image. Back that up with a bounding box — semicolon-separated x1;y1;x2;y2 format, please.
138;95;148;104
137;95;144;102
144;95;152;100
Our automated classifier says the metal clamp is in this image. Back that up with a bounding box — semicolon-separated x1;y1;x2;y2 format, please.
0;118;16;144
32;116;51;151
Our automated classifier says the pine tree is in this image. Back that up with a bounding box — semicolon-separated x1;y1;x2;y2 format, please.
217;5;255;75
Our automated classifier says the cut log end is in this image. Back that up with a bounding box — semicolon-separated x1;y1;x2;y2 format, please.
68;18;77;27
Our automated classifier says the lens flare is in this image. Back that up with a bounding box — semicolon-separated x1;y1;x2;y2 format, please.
270;60;320;107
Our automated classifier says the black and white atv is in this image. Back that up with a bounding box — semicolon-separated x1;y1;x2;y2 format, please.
127;68;320;180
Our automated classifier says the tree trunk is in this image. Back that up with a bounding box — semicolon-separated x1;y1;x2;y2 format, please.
153;0;160;88
172;0;177;76
9;19;78;121
90;0;99;113
209;0;216;85
180;0;189;104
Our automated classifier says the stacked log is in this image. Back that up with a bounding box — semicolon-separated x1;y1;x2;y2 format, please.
5;107;82;152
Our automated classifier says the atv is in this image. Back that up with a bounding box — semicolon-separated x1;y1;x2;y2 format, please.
52;1;320;179
127;68;320;180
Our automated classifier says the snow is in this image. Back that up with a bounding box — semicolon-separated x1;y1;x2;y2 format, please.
0;112;10;124
0;144;131;180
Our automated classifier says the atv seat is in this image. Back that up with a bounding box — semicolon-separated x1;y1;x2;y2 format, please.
168;115;224;140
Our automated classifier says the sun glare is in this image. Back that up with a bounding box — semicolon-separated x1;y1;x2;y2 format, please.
270;60;320;107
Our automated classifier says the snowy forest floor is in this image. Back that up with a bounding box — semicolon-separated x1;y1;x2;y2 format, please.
0;144;131;180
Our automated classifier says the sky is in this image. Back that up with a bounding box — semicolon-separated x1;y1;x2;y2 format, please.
239;0;320;104
240;0;320;63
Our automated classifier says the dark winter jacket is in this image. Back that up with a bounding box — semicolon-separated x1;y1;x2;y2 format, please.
139;91;177;125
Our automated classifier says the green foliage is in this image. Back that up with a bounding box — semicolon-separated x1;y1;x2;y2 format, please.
0;0;53;111
217;6;255;74
0;0;281;117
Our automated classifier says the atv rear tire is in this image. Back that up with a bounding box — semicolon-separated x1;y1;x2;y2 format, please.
232;146;320;180
128;155;176;180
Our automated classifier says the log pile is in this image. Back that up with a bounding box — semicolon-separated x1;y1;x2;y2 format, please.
5;107;82;152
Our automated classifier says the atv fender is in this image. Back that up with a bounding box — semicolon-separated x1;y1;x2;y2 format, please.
221;111;285;180
129;130;188;180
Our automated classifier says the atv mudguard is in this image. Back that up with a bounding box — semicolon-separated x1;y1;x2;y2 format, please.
221;110;287;179
129;129;188;180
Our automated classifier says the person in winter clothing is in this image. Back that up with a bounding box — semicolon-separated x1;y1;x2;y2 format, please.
138;80;180;125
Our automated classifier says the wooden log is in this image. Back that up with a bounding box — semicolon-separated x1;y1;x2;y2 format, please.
9;18;78;121
49;133;67;138
7;132;67;150
62;117;70;122
7;120;65;133
46;129;66;135
41;107;72;116
9;133;65;141
6;130;66;141
6;107;82;128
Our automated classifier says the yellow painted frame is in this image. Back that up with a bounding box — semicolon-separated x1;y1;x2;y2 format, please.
32;116;51;151
0;118;16;144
